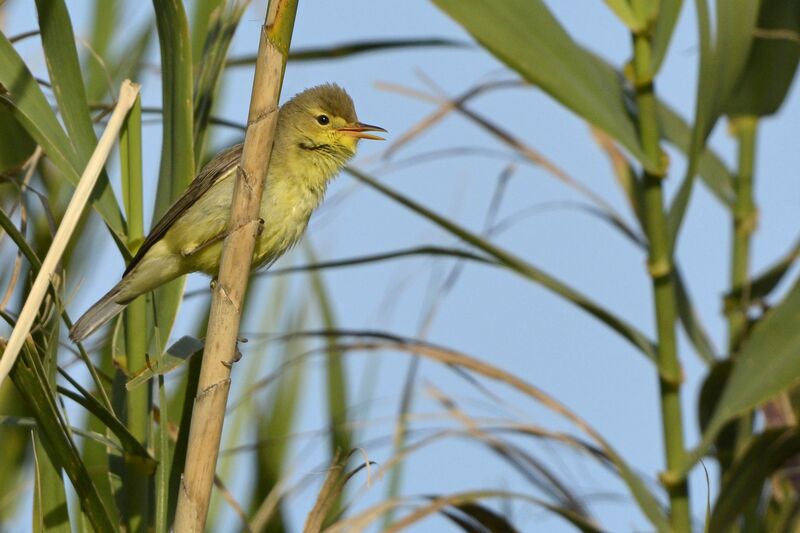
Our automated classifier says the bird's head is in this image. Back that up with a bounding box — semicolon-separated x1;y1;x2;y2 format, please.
278;84;385;164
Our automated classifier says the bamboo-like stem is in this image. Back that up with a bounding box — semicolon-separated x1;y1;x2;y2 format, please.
172;2;298;531
120;95;151;532
0;80;140;388
728;115;758;532
728;116;758;354
630;8;691;530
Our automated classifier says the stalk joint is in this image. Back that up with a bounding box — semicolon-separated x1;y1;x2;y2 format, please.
647;257;672;279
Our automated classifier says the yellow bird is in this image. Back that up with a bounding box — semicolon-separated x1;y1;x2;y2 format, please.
70;84;384;342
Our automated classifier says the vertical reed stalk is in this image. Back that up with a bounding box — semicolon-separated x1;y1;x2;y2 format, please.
121;94;151;532
729;114;758;532
728;115;758;353
630;3;690;529
172;1;299;531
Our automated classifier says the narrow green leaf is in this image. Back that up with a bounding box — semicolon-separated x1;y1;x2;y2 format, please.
724;237;800;313
33;0;130;259
151;0;195;347
154;374;171;533
228;38;467;66
0;34;127;244
32;432;71;533
305;244;351;522
190;0;225;63
121;94;144;248
652;0;685;74
603;0;645;30
697;361;738;470
430;0;658;173
667;0;762;251
305;244;352;458
35;310;72;533
119;92;152;531
57;385;156;474
35;0;102;162
440;500;522;533
152;0;195;217
683;276;800;477
115;24;155;86
9;344;119;533
166;344;203;528
723;0;800;117
0;104;35;172
656;100;734;207
251;309;307;530
193;1;247;163
0;208;42;271
0;383;31;521
85;0;118;100
710;428;800;532
675;271;717;365
347;167;658;362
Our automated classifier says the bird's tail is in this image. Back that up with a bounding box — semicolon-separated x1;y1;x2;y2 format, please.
69;285;127;342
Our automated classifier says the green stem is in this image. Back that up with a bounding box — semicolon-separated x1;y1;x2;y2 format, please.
728;115;758;532
728;116;758;354
121;95;151;532
631;17;691;532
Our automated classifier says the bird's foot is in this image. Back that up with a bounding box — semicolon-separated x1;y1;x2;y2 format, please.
221;336;248;368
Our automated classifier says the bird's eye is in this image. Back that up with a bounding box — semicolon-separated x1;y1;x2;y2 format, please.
316;114;330;125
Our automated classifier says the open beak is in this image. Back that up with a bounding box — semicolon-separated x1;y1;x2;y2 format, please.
337;122;387;141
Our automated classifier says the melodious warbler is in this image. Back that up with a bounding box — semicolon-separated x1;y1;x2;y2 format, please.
70;84;384;342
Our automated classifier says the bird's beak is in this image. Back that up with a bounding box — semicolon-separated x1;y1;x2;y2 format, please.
337;122;387;141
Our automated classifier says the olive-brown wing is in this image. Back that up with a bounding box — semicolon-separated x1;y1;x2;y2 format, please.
124;143;244;275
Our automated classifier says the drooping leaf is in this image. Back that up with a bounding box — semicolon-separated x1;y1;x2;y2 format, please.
440;500;523;533
710;428;800;532
0;33;127;244
347;167;658;362
683;275;800;477
723;0;800;117
227;38;467;66
667;0;762;251
430;0;658;173
724;237;800;313
8;342;119;533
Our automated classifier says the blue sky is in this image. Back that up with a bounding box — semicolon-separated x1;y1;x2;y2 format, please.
4;0;800;531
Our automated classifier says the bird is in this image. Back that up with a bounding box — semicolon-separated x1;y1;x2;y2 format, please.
69;83;385;342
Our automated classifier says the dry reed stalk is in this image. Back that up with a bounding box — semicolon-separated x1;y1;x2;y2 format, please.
172;1;298;531
0;80;140;387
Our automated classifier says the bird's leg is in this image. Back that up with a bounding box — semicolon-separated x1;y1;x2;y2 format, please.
181;231;229;258
221;336;248;367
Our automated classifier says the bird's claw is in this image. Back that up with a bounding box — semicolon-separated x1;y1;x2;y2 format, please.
221;337;247;368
